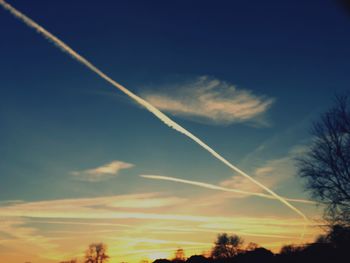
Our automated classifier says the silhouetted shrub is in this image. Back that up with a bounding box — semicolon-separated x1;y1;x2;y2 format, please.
186;255;210;263
153;259;172;263
211;233;244;259
230;247;272;263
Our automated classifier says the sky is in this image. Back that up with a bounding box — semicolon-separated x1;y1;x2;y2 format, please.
1;0;350;262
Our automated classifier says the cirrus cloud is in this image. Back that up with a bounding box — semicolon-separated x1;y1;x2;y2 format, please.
71;160;134;182
140;76;274;125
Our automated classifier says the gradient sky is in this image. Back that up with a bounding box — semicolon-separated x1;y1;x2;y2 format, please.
1;0;350;262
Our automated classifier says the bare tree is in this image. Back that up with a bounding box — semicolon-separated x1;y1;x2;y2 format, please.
245;242;259;251
279;244;303;256
211;233;244;259
85;242;109;263
297;94;350;226
173;248;185;262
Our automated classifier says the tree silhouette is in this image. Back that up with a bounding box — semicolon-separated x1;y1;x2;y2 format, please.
297;94;350;226
153;259;172;263
186;255;210;263
245;242;259;251
236;247;273;262
280;244;303;256
84;242;109;263
325;224;350;249
211;233;244;259
173;248;185;262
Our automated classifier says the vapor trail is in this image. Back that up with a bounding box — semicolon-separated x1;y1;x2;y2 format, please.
140;175;316;205
0;0;309;238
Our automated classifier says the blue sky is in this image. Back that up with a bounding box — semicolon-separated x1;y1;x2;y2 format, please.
1;0;350;262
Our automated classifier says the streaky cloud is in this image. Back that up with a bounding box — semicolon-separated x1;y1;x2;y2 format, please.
71;160;134;182
141;76;274;125
140;175;316;204
0;0;308;239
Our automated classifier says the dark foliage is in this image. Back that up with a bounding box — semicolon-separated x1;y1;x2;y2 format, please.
211;233;244;259
149;226;350;263
186;255;210;263
153;259;172;263
84;242;109;263
173;248;186;263
297;94;350;226
233;247;273;263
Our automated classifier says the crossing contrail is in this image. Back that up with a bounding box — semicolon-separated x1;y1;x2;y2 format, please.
140;175;316;204
0;0;309;239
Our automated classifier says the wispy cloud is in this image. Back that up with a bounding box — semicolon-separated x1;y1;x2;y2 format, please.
220;166;278;193
0;193;321;262
220;147;304;194
0;197;317;233
0;218;62;262
140;175;315;204
0;193;186;217
71;160;134;182
141;76;274;125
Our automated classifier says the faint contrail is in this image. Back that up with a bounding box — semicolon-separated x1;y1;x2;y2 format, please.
0;0;309;238
140;175;316;204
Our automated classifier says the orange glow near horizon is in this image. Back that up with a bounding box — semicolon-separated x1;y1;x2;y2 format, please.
0;193;323;263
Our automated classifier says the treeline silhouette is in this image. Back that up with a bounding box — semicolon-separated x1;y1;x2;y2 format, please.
153;225;350;263
53;224;350;263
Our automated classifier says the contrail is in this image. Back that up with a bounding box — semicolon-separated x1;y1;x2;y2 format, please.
0;0;309;239
140;175;316;205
